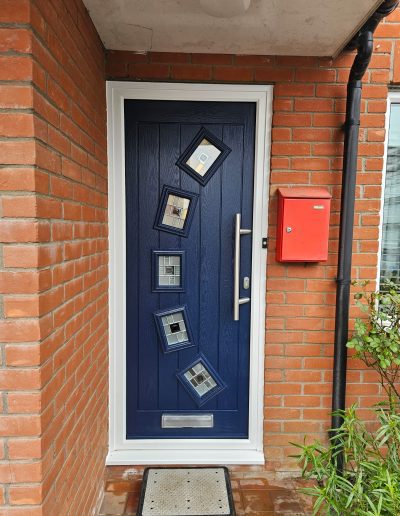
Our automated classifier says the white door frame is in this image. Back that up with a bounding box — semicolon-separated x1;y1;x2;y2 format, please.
106;81;272;465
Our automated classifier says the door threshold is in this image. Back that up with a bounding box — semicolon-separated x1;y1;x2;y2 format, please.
106;449;265;465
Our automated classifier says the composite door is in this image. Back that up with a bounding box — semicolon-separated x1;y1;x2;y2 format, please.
125;100;256;439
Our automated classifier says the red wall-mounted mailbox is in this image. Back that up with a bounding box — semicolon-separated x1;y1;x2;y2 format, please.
276;187;331;262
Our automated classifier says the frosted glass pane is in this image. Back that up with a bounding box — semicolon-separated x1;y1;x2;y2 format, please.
161;311;188;346
186;138;221;177
184;362;217;397
158;255;181;286
162;195;190;229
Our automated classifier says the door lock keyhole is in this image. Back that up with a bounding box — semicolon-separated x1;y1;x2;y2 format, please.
243;277;250;290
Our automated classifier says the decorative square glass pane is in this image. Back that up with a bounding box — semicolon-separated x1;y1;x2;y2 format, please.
152;251;185;292
162;194;190;230
153;305;194;353
154;186;198;237
161;311;188;347
158;255;181;286
185;138;222;177
176;128;231;186
184;362;217;397
177;354;226;406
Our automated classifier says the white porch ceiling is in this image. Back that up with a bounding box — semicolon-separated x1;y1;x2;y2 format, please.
83;0;383;57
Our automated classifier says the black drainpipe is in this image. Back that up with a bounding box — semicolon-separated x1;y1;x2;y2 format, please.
331;0;399;462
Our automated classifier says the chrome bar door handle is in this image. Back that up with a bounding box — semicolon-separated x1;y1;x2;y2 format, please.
233;213;251;321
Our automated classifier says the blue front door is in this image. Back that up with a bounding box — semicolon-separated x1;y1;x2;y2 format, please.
125;100;255;438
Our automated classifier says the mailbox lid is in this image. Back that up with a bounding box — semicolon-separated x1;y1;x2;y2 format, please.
278;187;332;199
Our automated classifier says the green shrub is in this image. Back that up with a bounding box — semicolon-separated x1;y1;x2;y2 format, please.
292;281;400;515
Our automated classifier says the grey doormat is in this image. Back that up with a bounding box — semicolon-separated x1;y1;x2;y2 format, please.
137;467;235;516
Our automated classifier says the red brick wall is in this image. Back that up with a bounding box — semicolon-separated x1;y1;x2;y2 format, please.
0;0;108;513
106;9;400;471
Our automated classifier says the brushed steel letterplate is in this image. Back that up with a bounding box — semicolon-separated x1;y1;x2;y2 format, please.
161;414;214;428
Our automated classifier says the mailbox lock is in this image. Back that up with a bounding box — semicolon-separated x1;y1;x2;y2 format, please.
286;226;292;233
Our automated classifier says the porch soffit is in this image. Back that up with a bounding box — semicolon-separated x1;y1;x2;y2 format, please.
83;0;382;58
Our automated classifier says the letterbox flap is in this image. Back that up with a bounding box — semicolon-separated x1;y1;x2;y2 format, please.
278;187;331;199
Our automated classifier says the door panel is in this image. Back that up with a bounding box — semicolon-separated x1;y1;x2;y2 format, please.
125;101;255;438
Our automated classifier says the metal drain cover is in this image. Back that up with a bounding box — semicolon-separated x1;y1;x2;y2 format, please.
137;467;235;516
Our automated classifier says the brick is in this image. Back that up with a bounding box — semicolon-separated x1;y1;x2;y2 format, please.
4;298;40;318
0;460;42;481
393;40;400;83
254;68;294;82
128;63;170;79
272;128;291;141
286;370;322;382
33;90;60;127
363;84;389;98
367;129;386;142
0;221;49;243
267;384;301;395
268;408;301;420
0;114;35;138
71;144;87;167
62;157;82;181
0;320;40;343
47;79;70;113
7;393;41;414
9;485;42;506
51;176;73;199
370;69;390;83
292;128;331;142
171;64;211;81
235;54;275;66
273;142;310;156
0;28;32;52
273;98;293;111
316;84;346;98
0;271;40;294
313;113;345;127
0;86;32;111
192;53;233;65
107;50;149;64
314;142;343;156
294;98;334;112
48;126;70;155
277;56;318;67
2;196;37;219
0;56;33;81
0;0;30;23
0;141;35;165
213;66;253;82
286;318;324;330
360;113;386;128
275;83;315;97
296;68;336;82
36;144;62;174
5;344;41;366
3;246;38;268
291;157;329;171
273;113;312;127
8;438;41;460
